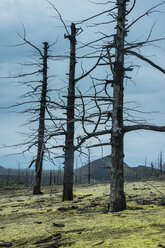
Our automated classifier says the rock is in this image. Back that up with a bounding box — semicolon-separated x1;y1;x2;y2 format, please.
141;187;151;190
72;200;82;203
93;240;105;246
155;199;165;206
90;203;100;207
0;242;12;247
158;244;165;248
35;233;61;245
78;194;93;199
57;207;68;212
77;208;86;211
57;206;78;211
136;199;153;205
53;223;65;227
36;199;45;203
134;207;144;210
70;206;78;210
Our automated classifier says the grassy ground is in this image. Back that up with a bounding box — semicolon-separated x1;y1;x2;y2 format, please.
0;181;165;248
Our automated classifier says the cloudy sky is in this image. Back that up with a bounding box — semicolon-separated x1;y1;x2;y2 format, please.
0;0;165;170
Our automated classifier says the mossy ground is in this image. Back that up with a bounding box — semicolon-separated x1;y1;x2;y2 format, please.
0;181;165;247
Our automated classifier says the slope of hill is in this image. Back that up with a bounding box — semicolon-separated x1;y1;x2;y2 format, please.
77;155;160;183
0;165;7;172
0;156;160;185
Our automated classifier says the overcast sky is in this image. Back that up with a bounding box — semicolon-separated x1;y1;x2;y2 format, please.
0;0;165;170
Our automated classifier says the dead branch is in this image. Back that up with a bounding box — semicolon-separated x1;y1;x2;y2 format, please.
46;0;70;36
76;7;117;25
74;55;102;82
87;142;110;148
126;2;165;30
76;129;112;150
124;125;165;133
125;50;165;74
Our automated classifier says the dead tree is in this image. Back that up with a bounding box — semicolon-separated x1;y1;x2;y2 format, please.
47;1;104;202
75;0;165;211
159;151;163;174
62;23;101;200
49;170;52;186
108;0;126;211
109;0;165;211
17;163;20;185
0;30;63;193
33;42;48;193
62;23;77;201
87;148;91;184
151;162;154;175
33;42;49;194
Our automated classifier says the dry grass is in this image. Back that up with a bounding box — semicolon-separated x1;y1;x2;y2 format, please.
0;181;165;247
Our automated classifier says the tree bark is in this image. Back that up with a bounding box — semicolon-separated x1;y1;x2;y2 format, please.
88;149;91;184
33;42;48;195
109;0;126;212
63;23;76;201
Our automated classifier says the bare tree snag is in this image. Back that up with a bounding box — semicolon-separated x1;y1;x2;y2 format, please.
88;148;91;184
159;151;163;174
63;23;76;201
109;0;126;212
109;0;165;211
33;42;49;195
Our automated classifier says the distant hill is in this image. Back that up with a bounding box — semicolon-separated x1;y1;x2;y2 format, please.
0;165;6;170
76;155;160;183
0;157;161;186
131;165;159;177
0;165;9;174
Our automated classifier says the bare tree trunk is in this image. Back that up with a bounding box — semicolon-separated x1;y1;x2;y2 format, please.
59;165;62;185
25;169;29;186
17;163;20;185
49;170;52;186
33;42;48;194
109;0;126;212
63;23;76;201
79;167;82;185
88;149;91;184
75;157;78;185
145;157;147;177
151;162;154;175
160;151;163;174
7;169;10;186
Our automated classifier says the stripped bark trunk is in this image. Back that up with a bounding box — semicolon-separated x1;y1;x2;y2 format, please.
63;23;76;201
159;151;163;174
88;149;91;184
109;0;126;212
33;42;48;195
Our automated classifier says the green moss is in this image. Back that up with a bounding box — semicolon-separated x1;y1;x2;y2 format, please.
0;181;165;247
